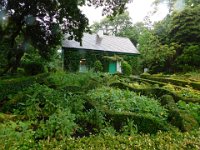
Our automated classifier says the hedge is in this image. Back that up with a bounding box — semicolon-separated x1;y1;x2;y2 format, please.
140;75;200;91
3;129;198;149
110;82;200;104
37;130;200;150
0;73;49;101
85;97;172;134
168;109;199;132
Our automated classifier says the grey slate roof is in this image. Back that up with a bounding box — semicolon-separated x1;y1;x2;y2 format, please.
62;33;139;55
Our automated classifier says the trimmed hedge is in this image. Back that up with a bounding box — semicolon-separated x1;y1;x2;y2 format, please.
105;111;171;134
141;75;200;91
111;82;200;104
110;82;178;100
168;109;199;132
160;94;177;110
37;129;200;149
1;128;200;149
0;73;49;101
85;97;172;134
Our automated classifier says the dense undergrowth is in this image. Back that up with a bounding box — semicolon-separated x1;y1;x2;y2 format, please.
0;71;200;149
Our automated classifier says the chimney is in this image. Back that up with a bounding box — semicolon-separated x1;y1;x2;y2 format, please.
96;30;104;44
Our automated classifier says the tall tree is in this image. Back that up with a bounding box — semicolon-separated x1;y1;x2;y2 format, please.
91;12;132;35
169;5;200;45
117;22;145;46
138;28;177;73
169;5;200;71
0;0;130;74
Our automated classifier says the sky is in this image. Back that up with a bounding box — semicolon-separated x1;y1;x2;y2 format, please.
81;0;169;25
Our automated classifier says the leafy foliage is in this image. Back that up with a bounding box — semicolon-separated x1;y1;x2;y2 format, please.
1;127;200;149
91;12;132;35
94;60;103;72
121;61;132;75
177;101;200;124
138;29;176;72
1;72;200;148
117;22;145;46
175;45;200;71
35;109;76;139
87;87;168;119
169;5;200;44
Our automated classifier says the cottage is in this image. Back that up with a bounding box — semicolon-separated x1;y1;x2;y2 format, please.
62;33;139;73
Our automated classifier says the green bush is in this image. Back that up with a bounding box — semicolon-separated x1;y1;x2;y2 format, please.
35;109;76;139
1;124;200;149
94;60;103;72
44;71;100;90
0;73;48;102
168;109;199;132
177;101;200;124
87;87;168;119
122;61;132;75
175;45;200;72
160;94;177;110
0;121;36;149
142;75;200;91
86;87;170;133
5;83;82;139
104;111;171;134
12;84;67;119
38;129;200;149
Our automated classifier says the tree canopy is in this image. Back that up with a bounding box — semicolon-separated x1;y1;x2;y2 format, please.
144;4;200;72
91;12;132;35
116;2;200;73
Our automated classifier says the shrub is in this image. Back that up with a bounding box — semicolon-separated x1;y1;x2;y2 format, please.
44;71;100;90
35;109;76;139
0;73;48;102
86;87;172;134
10;83;67;120
160;94;177;110
5;83;81;139
121;61;132;75
87;87;168;120
0;121;36;149
177;101;200;124
104;111;171;134
168;109;199;132
37;129;200;149
94;60;103;72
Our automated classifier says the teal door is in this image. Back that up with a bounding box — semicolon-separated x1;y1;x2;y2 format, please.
109;62;117;74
